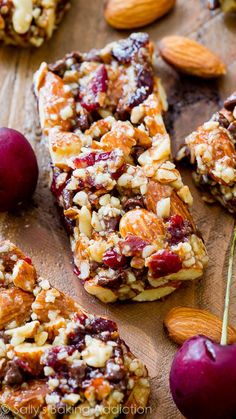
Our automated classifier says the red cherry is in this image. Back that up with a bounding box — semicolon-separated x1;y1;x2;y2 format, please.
0;128;38;211
170;336;236;419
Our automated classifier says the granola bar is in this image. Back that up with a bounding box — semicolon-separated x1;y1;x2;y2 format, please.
34;33;208;303
177;92;236;214
0;0;70;47
0;240;150;418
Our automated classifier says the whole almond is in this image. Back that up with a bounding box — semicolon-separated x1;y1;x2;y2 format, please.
159;36;226;78
104;0;176;29
164;306;236;345
119;208;165;241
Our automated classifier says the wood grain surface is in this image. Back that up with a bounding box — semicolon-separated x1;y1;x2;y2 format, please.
0;1;236;418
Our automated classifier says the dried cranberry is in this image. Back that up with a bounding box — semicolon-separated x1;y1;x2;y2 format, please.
112;33;149;63
91;65;108;95
147;250;182;278
74;152;96;168
103;248;127;269
15;358;35;375
68;330;86;351
81;65;108;112
127;88;149;109
137;65;153;91
80;101;98;113
74;313;88;325
126;64;153;109
87;317;117;334
127;70;153;109
45;346;75;369
74;266;80;277
51;170;67;199
61;188;74;209
167;214;193;245
24;257;32;265
74;151;112;169
121;234;149;257
169;214;184;228
95;151;112;162
111;163;126;180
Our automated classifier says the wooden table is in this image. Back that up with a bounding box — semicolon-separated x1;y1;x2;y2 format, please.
0;1;236;417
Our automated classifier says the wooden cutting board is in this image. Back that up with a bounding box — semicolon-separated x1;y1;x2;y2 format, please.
0;1;236;417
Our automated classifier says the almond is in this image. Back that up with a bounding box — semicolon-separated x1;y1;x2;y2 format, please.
119;208;165;241
104;0;175;29
145;180;195;228
159;36;226;78
164;307;236;345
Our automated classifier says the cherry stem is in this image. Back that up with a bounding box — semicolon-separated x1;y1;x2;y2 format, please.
221;225;236;345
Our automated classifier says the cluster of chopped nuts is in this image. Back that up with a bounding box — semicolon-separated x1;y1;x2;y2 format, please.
0;0;70;47
0;240;150;418
34;33;208;303
177;92;236;214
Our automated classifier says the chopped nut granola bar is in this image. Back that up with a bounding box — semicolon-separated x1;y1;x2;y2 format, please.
0;240;150;418
0;0;70;47
34;33;208;303
177;93;236;214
